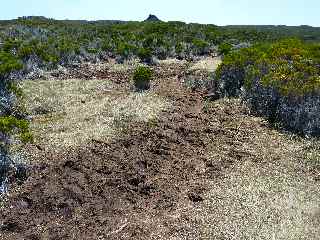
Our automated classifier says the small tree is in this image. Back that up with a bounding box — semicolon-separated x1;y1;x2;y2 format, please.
133;66;152;91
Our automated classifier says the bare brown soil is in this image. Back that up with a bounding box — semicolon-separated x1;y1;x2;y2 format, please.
0;62;319;240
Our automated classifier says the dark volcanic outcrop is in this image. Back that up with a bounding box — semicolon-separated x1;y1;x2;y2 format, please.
144;14;161;22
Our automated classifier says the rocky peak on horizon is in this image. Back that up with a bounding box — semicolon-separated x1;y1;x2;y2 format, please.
144;14;161;22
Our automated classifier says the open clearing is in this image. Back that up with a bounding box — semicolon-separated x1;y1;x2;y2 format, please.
0;59;319;240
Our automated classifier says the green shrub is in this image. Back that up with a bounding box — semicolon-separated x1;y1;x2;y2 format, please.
101;40;113;51
242;39;320;96
116;42;137;58
215;38;320;136
6;82;24;98
0;52;23;79
0;116;32;143
87;47;98;54
133;66;152;91
192;38;209;55
2;39;21;53
19;131;34;143
218;42;232;55
18;45;34;59
175;42;184;54
215;46;264;96
137;48;152;63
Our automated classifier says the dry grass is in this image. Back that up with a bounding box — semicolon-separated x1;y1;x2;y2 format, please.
198;100;320;240
196;158;320;239
20;78;170;150
189;57;222;72
159;58;188;66
111;92;170;130
85;60;140;72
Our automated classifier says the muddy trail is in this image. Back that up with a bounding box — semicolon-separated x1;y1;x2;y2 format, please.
1;62;319;240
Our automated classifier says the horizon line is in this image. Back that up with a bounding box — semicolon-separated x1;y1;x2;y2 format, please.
1;15;319;28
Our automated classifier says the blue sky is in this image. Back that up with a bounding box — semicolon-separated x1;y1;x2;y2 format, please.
2;0;319;26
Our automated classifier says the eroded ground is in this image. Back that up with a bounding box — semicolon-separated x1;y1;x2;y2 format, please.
0;58;319;240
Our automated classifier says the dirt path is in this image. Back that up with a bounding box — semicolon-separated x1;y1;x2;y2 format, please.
0;62;319;239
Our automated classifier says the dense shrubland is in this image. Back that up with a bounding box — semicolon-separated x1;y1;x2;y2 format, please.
216;38;320;136
1;16;319;77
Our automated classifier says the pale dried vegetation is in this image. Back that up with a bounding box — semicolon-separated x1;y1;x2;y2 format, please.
189;56;222;72
195;105;320;239
20;78;170;150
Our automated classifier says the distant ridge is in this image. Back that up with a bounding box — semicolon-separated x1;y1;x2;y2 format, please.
144;14;161;22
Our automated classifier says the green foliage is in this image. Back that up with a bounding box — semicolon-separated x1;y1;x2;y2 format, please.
17;41;59;63
133;66;152;91
116;42;137;58
192;38;209;55
2;39;21;52
137;48;152;63
19;131;34;143
175;42;184;54
247;39;320;96
218;42;232;55
0;116;32;143
0;116;28;134
101;40;113;51
0;49;32;147
6;82;24;98
18;45;33;58
87;47;98;54
0;51;23;78
216;38;320;136
1;18;320;68
216;39;320;96
215;46;263;96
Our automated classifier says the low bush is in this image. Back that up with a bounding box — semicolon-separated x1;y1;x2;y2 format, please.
137;47;152;64
215;38;320;136
218;42;232;55
133;66;152;91
0;51;23;80
0;116;32;142
116;42;137;59
215;46;263;97
192;38;209;55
